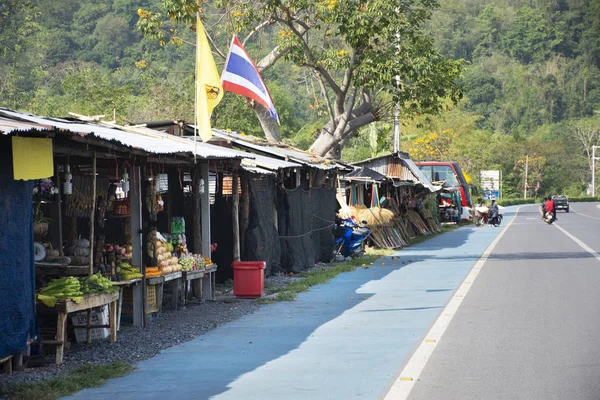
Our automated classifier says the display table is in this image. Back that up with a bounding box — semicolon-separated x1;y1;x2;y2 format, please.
146;272;182;312
182;270;204;305
182;265;217;303
112;278;143;327
38;292;119;365
203;264;217;301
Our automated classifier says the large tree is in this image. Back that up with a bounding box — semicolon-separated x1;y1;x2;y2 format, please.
137;0;463;158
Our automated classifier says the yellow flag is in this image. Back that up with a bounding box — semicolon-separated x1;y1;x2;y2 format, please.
196;15;223;142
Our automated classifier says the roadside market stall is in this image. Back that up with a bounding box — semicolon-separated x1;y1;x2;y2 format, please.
346;152;442;249
0;108;248;367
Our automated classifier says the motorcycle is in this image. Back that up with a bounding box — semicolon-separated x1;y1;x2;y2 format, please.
543;211;554;224
330;217;371;262
475;205;504;227
475;205;489;227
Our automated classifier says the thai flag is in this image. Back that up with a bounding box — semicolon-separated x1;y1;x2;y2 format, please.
221;36;280;124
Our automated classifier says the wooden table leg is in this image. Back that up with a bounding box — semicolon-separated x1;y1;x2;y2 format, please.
132;283;143;327
191;278;200;301
117;288;124;332
202;272;213;301
109;300;117;343
182;279;188;306
170;279;179;310
56;312;67;365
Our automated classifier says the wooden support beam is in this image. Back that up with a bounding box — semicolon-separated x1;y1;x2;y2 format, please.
240;173;249;258
232;170;240;262
200;161;211;257
192;167;202;254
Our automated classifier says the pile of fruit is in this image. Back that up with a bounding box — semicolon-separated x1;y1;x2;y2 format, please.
178;255;195;271
104;243;133;260
145;266;160;278
37;276;84;307
79;273;118;295
118;263;144;280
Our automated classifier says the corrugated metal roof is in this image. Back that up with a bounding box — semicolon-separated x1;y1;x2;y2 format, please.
208;129;345;171
402;158;439;192
353;152;439;192
0;108;249;160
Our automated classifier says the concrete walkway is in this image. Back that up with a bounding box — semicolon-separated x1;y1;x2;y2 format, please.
66;213;512;400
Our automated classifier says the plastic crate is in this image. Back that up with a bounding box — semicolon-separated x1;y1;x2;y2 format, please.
121;285;158;315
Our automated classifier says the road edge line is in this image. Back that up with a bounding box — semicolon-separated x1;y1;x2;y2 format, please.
554;223;600;262
380;207;522;400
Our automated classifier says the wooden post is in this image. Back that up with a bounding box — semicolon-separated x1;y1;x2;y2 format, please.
89;152;96;277
131;166;144;327
200;161;211;258
141;163;148;327
110;300;117;343
88;152;96;344
55;166;64;256
240;173;249;258
193;167;202;254
232;170;240;262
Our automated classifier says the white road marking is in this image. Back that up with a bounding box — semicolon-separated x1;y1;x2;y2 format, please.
569;208;600;221
554;223;600;263
380;208;521;400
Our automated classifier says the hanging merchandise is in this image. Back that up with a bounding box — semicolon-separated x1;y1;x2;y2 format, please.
122;168;130;194
63;165;73;195
171;217;185;235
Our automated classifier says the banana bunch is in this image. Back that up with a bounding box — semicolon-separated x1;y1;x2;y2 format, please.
80;273;119;295
119;263;144;280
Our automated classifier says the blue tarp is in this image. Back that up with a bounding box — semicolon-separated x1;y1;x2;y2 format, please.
0;137;36;359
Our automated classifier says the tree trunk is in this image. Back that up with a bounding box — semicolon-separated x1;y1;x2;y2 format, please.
254;103;281;143
309;99;377;158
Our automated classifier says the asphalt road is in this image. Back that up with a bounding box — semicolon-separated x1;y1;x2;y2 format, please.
406;203;600;400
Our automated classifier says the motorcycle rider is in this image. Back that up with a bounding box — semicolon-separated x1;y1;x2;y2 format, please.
540;197;546;219
544;196;555;221
489;200;499;226
549;195;557;221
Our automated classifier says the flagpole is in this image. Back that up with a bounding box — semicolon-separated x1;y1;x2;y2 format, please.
194;8;200;164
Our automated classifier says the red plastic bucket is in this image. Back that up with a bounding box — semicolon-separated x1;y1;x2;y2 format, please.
232;261;266;299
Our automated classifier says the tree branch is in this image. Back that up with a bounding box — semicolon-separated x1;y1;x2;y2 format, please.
243;18;276;46
315;71;335;126
275;15;342;95
202;27;227;60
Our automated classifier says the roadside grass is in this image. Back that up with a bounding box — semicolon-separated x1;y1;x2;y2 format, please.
0;361;133;400
257;223;464;304
256;248;394;304
408;223;461;246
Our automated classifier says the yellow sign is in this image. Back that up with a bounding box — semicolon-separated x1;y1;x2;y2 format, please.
12;137;54;180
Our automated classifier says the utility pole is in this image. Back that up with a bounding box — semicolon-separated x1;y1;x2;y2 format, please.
393;76;400;153
592;146;600;197
524;154;528;199
393;22;400;154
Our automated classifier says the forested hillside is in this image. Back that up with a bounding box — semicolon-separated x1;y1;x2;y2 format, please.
1;0;599;196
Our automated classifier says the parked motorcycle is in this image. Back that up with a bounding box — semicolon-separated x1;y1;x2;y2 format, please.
330;217;371;262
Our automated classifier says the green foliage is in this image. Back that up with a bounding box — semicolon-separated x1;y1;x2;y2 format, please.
497;196;600;207
0;0;599;197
